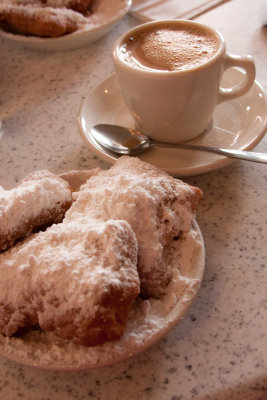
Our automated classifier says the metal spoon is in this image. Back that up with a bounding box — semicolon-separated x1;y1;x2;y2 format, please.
90;124;267;164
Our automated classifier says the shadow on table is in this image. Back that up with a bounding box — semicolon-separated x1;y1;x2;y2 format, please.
196;373;267;400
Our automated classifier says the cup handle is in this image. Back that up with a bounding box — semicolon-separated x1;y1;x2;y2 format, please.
217;53;256;104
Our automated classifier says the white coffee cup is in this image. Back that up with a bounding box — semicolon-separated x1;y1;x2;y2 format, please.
112;19;256;143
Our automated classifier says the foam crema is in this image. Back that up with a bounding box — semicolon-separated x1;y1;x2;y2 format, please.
118;22;220;72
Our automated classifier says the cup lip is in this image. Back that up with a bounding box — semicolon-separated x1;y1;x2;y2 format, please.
112;19;226;75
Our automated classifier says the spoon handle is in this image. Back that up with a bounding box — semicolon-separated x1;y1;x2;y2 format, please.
152;141;267;164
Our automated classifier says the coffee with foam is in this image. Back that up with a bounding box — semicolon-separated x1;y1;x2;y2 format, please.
119;23;220;72
113;19;255;143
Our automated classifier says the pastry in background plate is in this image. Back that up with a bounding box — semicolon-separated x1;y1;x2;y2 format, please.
44;0;94;15
0;0;94;37
0;170;72;251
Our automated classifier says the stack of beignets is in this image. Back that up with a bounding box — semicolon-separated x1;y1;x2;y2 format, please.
0;157;202;346
0;0;94;37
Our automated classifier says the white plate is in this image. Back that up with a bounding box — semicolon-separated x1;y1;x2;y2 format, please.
78;69;267;177
0;0;131;51
0;170;205;371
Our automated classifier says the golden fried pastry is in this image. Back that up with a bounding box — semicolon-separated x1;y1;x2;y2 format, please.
0;170;72;252
65;156;203;299
0;4;84;37
0;0;93;37
0;219;140;346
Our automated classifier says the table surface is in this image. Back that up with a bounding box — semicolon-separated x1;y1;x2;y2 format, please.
0;0;267;399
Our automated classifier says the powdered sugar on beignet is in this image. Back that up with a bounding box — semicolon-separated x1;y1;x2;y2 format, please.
0;157;203;349
65;157;203;298
0;170;72;251
0;218;140;346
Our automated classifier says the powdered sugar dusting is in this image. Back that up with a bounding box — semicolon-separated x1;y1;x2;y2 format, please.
0;220;204;370
0;218;139;345
0;172;71;233
0;164;204;370
65;156;202;299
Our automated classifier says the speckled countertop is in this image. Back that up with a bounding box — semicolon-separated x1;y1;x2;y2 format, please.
0;0;267;399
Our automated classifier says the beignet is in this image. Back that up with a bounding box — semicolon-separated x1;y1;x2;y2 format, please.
0;219;139;346
0;170;72;252
65;156;203;298
0;0;93;37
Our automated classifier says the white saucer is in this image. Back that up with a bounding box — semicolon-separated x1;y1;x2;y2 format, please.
0;170;204;371
0;0;131;52
78;69;267;177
